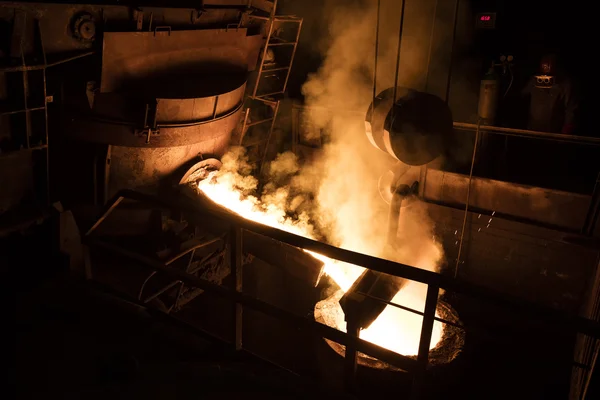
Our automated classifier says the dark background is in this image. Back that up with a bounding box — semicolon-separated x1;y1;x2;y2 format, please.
14;0;592;132
7;0;597;193
283;0;592;133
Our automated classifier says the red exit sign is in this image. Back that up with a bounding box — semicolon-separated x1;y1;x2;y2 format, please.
475;12;496;29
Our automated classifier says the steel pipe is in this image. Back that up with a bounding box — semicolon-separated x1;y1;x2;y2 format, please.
453;122;600;145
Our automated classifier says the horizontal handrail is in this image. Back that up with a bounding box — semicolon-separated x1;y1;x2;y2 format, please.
84;236;418;371
289;103;600;147
87;189;600;340
455;122;600;145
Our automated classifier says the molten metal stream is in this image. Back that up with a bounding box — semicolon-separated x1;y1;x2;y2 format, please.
198;172;443;356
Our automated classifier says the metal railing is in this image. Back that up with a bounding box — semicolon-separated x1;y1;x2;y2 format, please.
453;122;600;145
452;121;600;238
83;189;600;398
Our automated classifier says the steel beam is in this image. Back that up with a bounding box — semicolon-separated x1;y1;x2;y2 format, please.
92;190;600;339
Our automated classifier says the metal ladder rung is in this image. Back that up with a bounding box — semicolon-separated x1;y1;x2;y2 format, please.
273;16;302;23
243;138;269;147
247;117;274;127
268;41;296;47
269;36;293;43
245;2;301;176
248;15;270;21
249;96;278;106
256;91;284;98
248;16;301;23
261;66;289;73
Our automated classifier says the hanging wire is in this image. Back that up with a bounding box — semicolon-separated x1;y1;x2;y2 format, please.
392;0;407;109
372;0;381;110
503;64;514;98
454;118;481;278
444;0;461;104
423;0;439;90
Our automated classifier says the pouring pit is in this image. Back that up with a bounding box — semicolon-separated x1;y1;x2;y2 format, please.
315;281;464;371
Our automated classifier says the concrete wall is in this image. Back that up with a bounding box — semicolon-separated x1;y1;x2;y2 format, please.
427;202;598;313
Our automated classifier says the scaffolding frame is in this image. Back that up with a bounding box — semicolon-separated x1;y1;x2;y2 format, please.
239;0;302;176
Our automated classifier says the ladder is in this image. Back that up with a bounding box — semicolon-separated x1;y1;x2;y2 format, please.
239;0;303;176
1;16;51;204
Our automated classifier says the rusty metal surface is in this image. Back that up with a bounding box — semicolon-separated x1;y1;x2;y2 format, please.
63;25;259;199
107;137;232;197
101;29;258;93
178;158;222;185
65;75;245;148
64;28;250;149
422;168;591;231
92;76;246;121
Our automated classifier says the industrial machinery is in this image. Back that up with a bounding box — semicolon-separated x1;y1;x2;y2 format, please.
63;28;258;199
7;1;600;399
340;87;454;333
365;87;453;166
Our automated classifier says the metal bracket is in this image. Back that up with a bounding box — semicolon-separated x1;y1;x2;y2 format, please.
136;100;160;143
135;9;144;31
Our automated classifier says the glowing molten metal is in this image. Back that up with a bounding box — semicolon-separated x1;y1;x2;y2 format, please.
198;172;443;357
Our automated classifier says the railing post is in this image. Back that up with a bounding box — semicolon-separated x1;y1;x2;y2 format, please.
230;225;243;351
344;321;360;392
411;284;439;399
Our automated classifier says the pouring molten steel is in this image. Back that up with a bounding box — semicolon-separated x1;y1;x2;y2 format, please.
197;169;444;357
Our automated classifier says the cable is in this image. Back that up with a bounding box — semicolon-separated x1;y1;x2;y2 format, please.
444;0;461;104
372;0;380;110
454;118;481;279
138;271;157;300
503;65;514;98
392;0;407;108
423;0;439;89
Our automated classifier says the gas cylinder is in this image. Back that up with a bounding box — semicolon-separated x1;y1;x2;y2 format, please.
478;67;499;124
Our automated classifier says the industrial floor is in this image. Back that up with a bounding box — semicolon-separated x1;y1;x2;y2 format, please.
15;276;354;400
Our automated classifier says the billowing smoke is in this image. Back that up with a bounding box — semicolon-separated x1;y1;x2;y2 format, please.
197;0;448;355
298;1;444;273
211;0;444;273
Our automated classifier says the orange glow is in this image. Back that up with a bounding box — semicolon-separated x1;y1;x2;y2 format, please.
198;170;443;356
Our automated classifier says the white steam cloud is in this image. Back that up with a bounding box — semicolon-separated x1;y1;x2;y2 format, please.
210;0;445;274
299;1;444;273
197;0;447;356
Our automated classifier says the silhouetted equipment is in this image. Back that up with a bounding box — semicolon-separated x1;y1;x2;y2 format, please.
478;67;499;124
353;85;448;332
365;87;453;166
